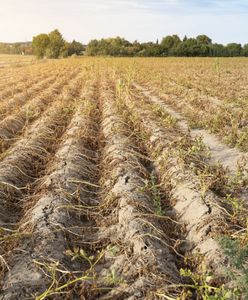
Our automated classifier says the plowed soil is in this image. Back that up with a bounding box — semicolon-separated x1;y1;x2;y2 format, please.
0;57;247;300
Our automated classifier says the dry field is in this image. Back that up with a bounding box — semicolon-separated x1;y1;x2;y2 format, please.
0;56;247;300
0;55;38;69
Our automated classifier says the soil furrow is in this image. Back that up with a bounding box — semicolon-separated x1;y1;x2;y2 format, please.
133;83;248;174
0;57;246;299
0;62;67;95
0;78;81;229
0;80;100;300
0;75;57;120
93;83;181;299
0;70;55;104
0;70;83;154
124;86;230;274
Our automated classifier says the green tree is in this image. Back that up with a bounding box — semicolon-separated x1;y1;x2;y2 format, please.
138;42;162;57
68;40;84;55
195;35;212;56
196;35;212;45
160;35;181;56
177;38;198;56
61;40;84;57
46;29;65;58
226;43;242;57
125;40;142;56
85;37;131;56
85;40;100;56
209;43;227;57
32;34;50;58
242;44;248;56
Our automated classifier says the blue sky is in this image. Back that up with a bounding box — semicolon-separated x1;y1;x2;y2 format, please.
0;0;248;44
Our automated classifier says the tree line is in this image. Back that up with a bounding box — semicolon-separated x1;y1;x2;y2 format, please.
2;30;248;58
32;30;248;57
86;35;248;57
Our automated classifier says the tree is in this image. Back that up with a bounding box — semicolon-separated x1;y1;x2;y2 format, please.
242;44;248;57
85;37;132;56
196;35;212;45
183;35;188;42
85;40;100;56
32;34;50;58
46;29;65;58
125;40;142;56
177;38;198;56
68;40;84;55
195;35;212;56
226;43;242;57
210;43;227;57
160;35;181;56
61;40;85;57
138;42;162;57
